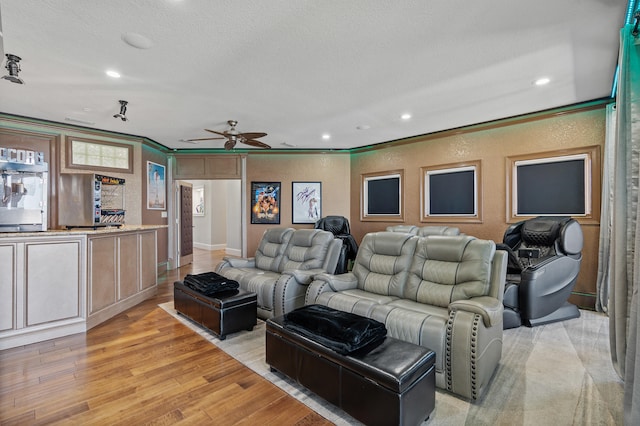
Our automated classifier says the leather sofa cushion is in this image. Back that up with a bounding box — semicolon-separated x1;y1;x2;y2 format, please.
405;236;495;307
370;300;449;375
221;267;281;311
280;229;334;271
255;228;294;272
316;288;399;317
353;232;418;297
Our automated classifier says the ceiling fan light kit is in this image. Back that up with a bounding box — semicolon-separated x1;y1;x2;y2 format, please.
185;120;271;150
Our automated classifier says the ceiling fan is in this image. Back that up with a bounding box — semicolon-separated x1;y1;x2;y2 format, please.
184;120;271;150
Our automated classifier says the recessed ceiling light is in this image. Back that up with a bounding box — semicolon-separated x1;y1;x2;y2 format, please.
356;124;371;130
106;70;121;78
322;133;331;140
401;113;412;120
534;77;550;86
121;32;154;50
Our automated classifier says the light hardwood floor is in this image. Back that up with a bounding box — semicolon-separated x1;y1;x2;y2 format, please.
0;249;333;425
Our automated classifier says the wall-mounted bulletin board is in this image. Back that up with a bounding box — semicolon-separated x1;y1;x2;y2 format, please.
506;145;600;223
361;169;404;222
420;160;482;223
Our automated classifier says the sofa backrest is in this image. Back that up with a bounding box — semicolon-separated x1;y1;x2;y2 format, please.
280;229;340;272
418;226;461;237
405;235;496;307
255;228;295;272
385;225;419;235
353;231;418;297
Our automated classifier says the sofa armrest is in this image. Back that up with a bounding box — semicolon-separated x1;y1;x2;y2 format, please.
449;296;503;328
282;268;325;285
224;257;256;268
306;272;359;305
313;272;359;292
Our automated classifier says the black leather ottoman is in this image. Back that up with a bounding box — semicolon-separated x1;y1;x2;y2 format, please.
173;281;257;340
266;315;436;426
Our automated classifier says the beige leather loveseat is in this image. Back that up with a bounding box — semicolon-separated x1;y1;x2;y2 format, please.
216;228;341;320
305;231;507;400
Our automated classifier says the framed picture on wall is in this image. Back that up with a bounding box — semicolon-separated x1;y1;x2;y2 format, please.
251;182;281;224
506;145;600;223
193;186;205;216
292;181;321;224
420;160;482;223
147;161;166;210
361;170;404;222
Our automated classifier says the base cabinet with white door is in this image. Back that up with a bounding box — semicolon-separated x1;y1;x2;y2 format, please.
0;227;160;350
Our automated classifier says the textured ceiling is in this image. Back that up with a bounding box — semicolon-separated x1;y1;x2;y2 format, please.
0;0;628;151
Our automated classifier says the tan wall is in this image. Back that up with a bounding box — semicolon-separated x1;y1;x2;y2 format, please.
141;145;169;265
349;106;606;308
2;105;608;308
245;152;351;255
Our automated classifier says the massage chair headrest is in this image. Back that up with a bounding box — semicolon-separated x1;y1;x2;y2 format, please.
315;215;351;235
521;217;583;255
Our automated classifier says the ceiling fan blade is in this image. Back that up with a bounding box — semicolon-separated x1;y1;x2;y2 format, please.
185;136;225;142
224;139;237;150
242;139;271;149
238;132;267;139
205;129;228;136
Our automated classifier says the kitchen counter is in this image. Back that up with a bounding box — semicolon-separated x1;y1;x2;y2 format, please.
0;224;167;238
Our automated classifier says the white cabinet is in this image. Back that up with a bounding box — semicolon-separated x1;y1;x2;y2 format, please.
0;244;15;332
0;235;85;350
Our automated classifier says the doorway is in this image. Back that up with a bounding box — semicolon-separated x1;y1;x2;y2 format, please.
177;181;193;266
175;179;242;268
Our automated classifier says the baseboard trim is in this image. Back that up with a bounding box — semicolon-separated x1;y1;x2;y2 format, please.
226;247;241;257
193;243;226;251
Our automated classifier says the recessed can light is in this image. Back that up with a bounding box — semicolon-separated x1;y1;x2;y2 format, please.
401;113;412;120
121;32;154;50
534;77;550;86
322;133;331;140
106;70;121;78
356;124;371;130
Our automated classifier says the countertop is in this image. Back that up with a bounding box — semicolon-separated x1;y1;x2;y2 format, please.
0;225;168;238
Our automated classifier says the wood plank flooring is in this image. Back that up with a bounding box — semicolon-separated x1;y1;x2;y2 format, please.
0;249;333;425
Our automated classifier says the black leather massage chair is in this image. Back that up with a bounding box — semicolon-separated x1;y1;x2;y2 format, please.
497;216;584;329
314;216;358;274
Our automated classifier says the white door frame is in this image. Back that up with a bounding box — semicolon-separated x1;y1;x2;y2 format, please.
166;156;247;269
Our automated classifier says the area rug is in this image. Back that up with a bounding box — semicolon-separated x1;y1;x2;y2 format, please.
159;302;624;425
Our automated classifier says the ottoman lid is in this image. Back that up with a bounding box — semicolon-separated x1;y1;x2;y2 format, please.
268;315;434;394
346;337;435;393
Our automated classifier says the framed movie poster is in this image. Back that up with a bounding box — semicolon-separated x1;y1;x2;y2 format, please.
147;161;166;210
251;182;281;224
292;181;321;224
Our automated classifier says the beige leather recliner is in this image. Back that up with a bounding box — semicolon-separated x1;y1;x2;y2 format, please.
216;228;341;320
306;231;507;400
